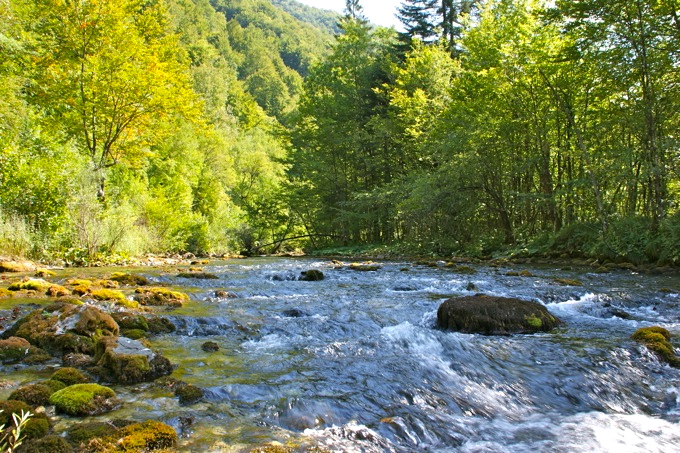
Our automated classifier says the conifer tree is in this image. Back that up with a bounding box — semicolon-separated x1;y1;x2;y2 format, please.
397;0;439;42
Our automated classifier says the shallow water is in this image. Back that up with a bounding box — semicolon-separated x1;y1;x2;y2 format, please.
2;258;680;452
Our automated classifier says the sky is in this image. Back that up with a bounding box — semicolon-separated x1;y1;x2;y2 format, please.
294;0;404;29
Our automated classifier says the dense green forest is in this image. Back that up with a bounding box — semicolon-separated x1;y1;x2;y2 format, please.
1;0;679;265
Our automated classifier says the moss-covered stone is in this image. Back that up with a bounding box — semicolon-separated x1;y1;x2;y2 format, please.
201;341;219;352
349;262;381;272
110;272;149;286
632;326;680;367
174;382;204;405
299;270;324;281
34;269;56;278
177;272;219;279
552;277;583;286
437;295;562;335
49;383;117;416
111;312;149;331
134;287;189;307
0;336;31;363
121;329;147;340
17;434;73;453
95;420;177;452
51;367;90;386
8;279;51;292
46;285;70;298
0;288;13;298
146;317;175;334
0;261;34;273
66;420;134;446
94;337;174;384
40;379;67;393
8;383;54;407
451;265;477;275
0;400;50;440
90;289;127;303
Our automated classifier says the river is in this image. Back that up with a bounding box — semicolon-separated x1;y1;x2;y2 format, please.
1;257;680;452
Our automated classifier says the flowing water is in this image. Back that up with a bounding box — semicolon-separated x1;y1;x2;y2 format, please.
2;258;680;452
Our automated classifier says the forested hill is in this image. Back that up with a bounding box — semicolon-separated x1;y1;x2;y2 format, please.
0;0;333;264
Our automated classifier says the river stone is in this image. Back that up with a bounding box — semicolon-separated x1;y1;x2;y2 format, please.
95;336;174;384
1;303;118;355
436;295;561;335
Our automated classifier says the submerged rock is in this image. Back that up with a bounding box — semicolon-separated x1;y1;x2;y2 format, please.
201;341;219;352
437;295;561;335
299;270;324;281
95;336;174;384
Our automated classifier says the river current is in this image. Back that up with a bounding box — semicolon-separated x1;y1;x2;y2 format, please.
2;257;680;452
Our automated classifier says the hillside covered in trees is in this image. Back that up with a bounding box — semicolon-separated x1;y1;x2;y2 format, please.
1;0;679;265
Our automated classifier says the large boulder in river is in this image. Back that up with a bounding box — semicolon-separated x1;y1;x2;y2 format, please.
2;303;118;355
437;295;561;335
95;336;174;384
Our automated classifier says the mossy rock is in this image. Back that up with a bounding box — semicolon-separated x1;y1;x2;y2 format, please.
174;382;204;405
299;270;324;281
94;420;177;452
134;287;189;307
0;261;35;273
110;272;149;286
201;341;219;352
177;272;219;279
451;265;477;275
1;304;117;355
17;435;73;453
34;269;56;278
46;285;70;298
0;336;32;363
49;383;117;416
111;312;149;331
349;262;381;272
66;420;135;446
0;400;50;440
214;290;239;298
66;279;92;288
552;277;583;286
96;279;120;289
8;279;51;292
8;383;54;407
90;289;127;303
121;329;147;340
631;326;680;368
40;379;67;393
94;337;174;384
0;288;13;298
437;295;562;335
146;317;176;334
51;367;90;386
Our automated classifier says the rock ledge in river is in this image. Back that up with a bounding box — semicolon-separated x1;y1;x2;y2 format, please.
437;295;561;335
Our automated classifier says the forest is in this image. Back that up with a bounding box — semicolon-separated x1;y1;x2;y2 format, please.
1;0;679;266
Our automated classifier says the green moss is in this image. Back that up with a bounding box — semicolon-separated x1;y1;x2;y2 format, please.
46;284;70;297
552;278;583;286
110;272;149;286
0;288;12;298
632;326;680;367
526;315;543;329
21;415;51;440
8;279;51;292
121;329;147;340
19;435;72;453
0;261;33;273
8;383;54;407
0;400;50;440
34;269;56;278
0;336;31;363
102;420;177;452
49;383;117;416
146;317;175;334
67;421;119;445
40;379;67;393
90;289;127;303
174;382;203;405
134;287;189;307
177;272;219;279
51;367;90;386
66;279;92;288
112;313;149;331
